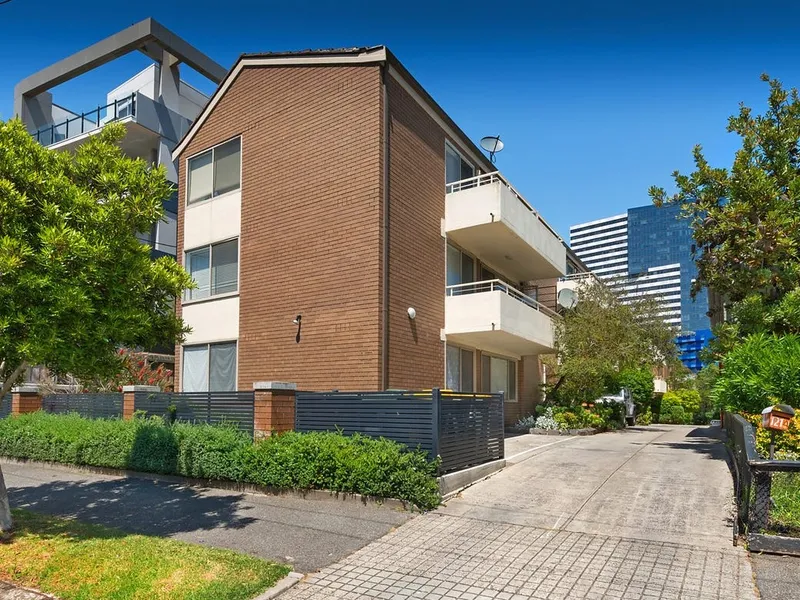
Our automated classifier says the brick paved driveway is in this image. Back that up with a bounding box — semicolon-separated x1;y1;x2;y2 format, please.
283;425;758;599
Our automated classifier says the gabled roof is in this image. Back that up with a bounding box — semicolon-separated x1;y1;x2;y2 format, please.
172;45;494;175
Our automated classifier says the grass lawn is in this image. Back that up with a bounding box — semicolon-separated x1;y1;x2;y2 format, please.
769;472;800;536
0;509;291;600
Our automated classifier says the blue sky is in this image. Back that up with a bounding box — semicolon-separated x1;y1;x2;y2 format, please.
2;0;799;239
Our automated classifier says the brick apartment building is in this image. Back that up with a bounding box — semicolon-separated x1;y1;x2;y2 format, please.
173;46;585;425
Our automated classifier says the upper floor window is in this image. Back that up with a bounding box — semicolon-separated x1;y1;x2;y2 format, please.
187;137;241;204
445;143;474;185
447;243;475;287
185;239;238;301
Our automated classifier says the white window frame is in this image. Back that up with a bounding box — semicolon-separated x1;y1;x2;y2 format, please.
446;242;476;288
445;344;475;392
183;237;240;303
181;341;238;392
445;140;475;185
185;135;242;205
480;351;518;402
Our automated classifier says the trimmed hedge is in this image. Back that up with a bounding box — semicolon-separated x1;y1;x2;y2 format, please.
0;412;440;510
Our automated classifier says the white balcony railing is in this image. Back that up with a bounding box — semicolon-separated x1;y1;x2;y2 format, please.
446;172;564;244
445;172;567;280
558;272;596;283
446;279;560;320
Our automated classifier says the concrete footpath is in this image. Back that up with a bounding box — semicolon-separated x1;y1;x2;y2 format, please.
283;425;758;599
751;553;800;600
1;461;410;573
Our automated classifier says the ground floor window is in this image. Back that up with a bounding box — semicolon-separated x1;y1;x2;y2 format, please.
182;341;237;392
446;345;474;392
481;354;517;401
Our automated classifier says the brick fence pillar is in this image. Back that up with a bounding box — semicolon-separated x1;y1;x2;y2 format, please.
253;382;297;439
11;384;42;415
121;385;160;419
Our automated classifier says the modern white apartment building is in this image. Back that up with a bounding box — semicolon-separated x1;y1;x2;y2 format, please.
13;18;226;259
570;204;714;371
12;18;226;381
569;214;629;282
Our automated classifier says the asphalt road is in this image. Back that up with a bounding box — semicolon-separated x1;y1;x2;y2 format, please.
1;461;411;573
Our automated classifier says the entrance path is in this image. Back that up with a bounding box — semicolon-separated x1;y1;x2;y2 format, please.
284;425;758;599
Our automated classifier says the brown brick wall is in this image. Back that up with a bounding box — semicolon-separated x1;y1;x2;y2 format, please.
176;65;384;392
525;277;558;312
503;355;543;426
254;389;296;436
384;75;450;389
11;391;41;415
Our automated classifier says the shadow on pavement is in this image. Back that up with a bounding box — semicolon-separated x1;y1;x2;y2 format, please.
652;426;728;460
8;476;257;537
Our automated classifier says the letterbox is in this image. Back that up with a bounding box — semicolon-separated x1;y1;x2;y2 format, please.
761;404;795;431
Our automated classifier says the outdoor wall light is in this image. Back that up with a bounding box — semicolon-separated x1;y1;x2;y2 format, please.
407;307;417;320
293;315;302;344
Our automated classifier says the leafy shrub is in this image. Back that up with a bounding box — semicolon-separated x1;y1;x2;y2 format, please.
742;413;800;457
636;409;653;426
657;390;702;424
0;412;440;509
532;405;618;431
591;402;625;430
713;333;800;414
534;408;560;430
514;414;538;431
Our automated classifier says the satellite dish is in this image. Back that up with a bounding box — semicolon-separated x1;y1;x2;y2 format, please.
557;288;578;310
480;135;504;163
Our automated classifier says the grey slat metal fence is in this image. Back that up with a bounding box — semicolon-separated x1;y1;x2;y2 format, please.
42;393;123;419
295;390;436;453
0;394;10;419
295;388;504;473
134;391;255;433
439;391;505;472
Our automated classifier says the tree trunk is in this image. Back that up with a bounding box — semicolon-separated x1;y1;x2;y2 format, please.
0;465;12;533
0;361;29;398
0;361;27;534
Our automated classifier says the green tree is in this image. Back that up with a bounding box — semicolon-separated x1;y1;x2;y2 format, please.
546;281;678;406
618;368;655;416
712;333;800;414
650;75;800;309
0;119;192;533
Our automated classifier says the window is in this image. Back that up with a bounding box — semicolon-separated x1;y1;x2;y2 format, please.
185;239;238;301
481;354;517;401
182;342;237;392
445;143;474;185
187;138;241;203
446;346;474;392
446;244;475;288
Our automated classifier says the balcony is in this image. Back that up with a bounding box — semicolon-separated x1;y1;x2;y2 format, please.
445;173;567;281
31;92;192;155
444;279;558;357
557;272;599;295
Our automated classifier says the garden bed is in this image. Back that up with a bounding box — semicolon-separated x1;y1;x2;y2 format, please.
0;509;289;600
0;412;441;510
529;427;599;436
